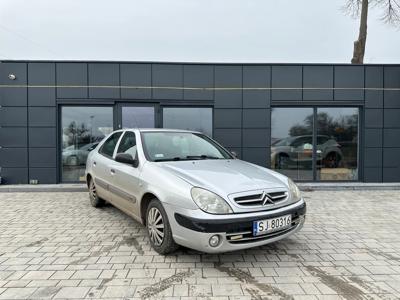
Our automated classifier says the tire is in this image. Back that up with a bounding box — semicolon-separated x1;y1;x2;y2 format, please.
146;199;179;255
67;155;79;166
276;154;289;169
324;152;340;168
88;177;105;208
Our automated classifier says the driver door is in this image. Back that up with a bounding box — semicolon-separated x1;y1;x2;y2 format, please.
110;131;141;218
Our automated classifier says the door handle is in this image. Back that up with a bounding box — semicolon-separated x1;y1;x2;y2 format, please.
110;169;116;175
93;161;97;166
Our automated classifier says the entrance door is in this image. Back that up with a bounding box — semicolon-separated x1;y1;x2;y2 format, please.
116;103;158;129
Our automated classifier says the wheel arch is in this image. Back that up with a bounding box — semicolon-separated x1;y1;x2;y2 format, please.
140;192;159;225
86;173;92;188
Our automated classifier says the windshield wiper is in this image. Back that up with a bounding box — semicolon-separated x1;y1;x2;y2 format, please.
154;157;183;162
186;155;221;160
154;155;221;162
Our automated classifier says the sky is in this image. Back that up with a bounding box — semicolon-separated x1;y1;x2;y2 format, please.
0;0;399;63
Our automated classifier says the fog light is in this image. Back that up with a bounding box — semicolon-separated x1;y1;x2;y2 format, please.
209;235;220;247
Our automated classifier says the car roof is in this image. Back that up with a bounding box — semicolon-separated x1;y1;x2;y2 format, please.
126;128;201;134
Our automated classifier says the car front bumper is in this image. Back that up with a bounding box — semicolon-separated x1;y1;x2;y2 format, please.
164;199;306;253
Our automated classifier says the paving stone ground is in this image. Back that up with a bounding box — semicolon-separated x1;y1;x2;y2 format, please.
0;190;399;300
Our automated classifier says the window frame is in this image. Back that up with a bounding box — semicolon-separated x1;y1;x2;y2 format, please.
116;130;137;158
270;105;361;182
99;131;124;159
59;104;116;183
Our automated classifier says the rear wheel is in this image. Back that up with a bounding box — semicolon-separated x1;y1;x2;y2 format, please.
89;178;105;207
67;155;79;166
146;199;178;254
324;152;340;168
276;154;290;169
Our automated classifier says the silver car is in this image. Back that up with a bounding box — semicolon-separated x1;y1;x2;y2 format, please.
85;129;306;254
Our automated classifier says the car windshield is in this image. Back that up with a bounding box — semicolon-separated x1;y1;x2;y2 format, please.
141;131;233;162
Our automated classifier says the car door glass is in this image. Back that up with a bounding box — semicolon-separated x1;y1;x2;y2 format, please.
99;132;123;158
117;131;137;159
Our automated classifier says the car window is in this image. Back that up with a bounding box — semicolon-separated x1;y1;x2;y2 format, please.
99;132;123;158
291;137;311;147
117;131;137;159
317;136;329;145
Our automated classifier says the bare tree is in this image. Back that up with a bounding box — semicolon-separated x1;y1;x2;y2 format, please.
344;0;400;64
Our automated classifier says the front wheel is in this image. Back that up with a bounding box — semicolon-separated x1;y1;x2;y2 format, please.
146;199;178;254
89;178;105;208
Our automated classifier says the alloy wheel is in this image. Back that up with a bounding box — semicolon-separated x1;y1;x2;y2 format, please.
147;207;165;246
89;180;97;204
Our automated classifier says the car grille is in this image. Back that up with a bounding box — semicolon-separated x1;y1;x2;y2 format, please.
233;190;288;207
226;215;301;244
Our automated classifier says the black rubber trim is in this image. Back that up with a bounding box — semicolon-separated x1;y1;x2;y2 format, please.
174;202;306;233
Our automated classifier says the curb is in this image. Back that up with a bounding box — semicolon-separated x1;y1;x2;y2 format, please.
0;184;87;193
298;183;400;191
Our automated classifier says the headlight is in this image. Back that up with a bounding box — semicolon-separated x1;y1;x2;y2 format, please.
191;187;233;214
288;178;301;202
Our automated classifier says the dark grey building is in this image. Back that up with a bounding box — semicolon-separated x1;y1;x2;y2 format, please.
0;61;399;184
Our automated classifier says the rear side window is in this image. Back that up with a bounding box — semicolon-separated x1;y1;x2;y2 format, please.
99;132;122;158
117;131;137;159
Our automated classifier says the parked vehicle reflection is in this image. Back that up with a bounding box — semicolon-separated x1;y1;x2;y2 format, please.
271;135;343;169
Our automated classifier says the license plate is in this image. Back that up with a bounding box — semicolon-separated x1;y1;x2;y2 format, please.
253;214;292;236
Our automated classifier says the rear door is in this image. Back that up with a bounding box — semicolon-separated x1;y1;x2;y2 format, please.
93;131;123;200
110;131;141;217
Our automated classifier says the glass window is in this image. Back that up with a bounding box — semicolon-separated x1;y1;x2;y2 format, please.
61;107;113;182
271;108;314;181
142;132;232;162
122;106;155;128
99;132;123;158
117;131;137;159
316;108;358;181
271;107;359;181
163;107;213;137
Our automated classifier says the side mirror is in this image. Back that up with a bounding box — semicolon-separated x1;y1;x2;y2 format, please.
115;153;139;167
230;151;238;158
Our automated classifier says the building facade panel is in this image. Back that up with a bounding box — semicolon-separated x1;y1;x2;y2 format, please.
28;127;57;148
214;66;242;108
1;168;28;184
56;63;88;98
214;109;242;128
0;62;27;107
0;127;28;148
243;66;270;108
88;63;120;99
28;63;56;107
120;63;152;99
0;61;399;184
28;107;56;127
29;167;57;184
0;148;28;168
242;109;270;128
29;148;57;168
183;64;214;100
303;65;334;101
0;107;27;126
334;66;364;101
271;66;302;101
152;64;183;100
365;109;383;128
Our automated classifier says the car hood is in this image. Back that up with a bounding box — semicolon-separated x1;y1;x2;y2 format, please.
157;159;287;197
